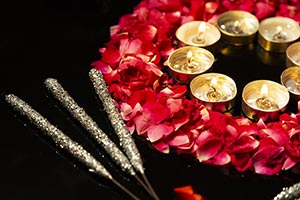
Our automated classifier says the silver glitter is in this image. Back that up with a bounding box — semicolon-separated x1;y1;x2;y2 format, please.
44;78;136;176
5;94;112;180
89;69;144;174
273;182;300;200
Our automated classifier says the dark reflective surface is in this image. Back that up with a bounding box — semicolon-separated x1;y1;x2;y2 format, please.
1;1;300;200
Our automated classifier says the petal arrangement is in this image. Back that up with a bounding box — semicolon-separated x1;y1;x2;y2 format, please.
92;0;300;176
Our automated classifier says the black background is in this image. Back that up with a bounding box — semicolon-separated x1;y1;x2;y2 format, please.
1;1;300;200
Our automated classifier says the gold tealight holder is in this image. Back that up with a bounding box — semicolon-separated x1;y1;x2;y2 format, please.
190;73;237;113
258;17;300;53
280;66;300;103
167;46;214;84
286;42;300;68
175;21;221;52
242;80;290;122
216;10;259;46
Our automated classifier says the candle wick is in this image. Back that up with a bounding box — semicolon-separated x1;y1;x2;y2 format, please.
207;86;221;102
256;96;279;110
232;20;244;34
272;29;286;41
192;33;205;44
196;32;205;43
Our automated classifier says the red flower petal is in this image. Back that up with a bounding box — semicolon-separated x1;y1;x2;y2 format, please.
102;46;121;64
152;140;170;154
174;185;206;200
252;146;285;175
231;153;253;172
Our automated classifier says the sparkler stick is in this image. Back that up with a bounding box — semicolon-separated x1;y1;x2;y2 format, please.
89;69;160;200
273;182;300;200
44;78;155;199
5;94;141;200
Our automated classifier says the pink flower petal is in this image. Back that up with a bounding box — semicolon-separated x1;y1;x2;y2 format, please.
169;134;190;146
282;156;298;170
147;123;174;142
204;151;231;166
196;130;223;162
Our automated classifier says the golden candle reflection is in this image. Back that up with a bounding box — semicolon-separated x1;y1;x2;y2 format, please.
192;22;206;44
255;84;279;110
206;77;222;102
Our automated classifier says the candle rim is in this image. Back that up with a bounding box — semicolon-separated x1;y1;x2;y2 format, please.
175;21;221;47
190;72;237;102
217;10;259;36
280;66;300;95
242;79;290;112
167;46;215;74
258;17;300;43
286;41;300;62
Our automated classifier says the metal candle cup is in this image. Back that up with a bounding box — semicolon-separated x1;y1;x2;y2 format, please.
217;10;259;46
175;21;221;52
242;80;289;122
286;42;300;68
167;46;214;84
258;17;300;53
190;73;237;113
280;66;300;103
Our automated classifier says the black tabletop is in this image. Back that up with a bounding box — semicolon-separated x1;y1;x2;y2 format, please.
1;1;300;200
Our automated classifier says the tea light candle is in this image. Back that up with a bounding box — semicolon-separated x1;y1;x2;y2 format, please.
280;66;300;102
242;80;289;122
175;21;221;52
217;10;259;46
190;73;237;112
258;17;300;53
286;42;300;68
167;46;214;84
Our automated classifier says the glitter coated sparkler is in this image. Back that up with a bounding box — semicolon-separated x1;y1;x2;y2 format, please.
89;69;160;200
89;68;144;174
273;182;300;200
44;78;135;176
44;78;156;199
5;94;141;200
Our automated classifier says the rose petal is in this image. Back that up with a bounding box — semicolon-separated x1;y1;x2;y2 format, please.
196;139;223;162
147;123;174;142
169;134;190;146
252;146;285;175
152;141;170;154
204;151;231;166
